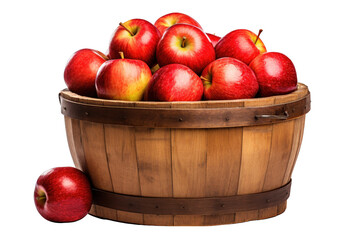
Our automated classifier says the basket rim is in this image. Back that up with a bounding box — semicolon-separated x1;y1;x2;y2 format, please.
59;83;309;109
59;83;310;128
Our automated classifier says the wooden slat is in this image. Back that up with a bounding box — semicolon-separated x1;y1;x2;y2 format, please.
103;124;144;224
201;98;244;225
64;117;87;172
257;93;300;218
134;127;174;225
235;97;274;223
260;120;294;219
263;124;295;190
282;116;305;184
172;128;207;225
286;116;306;182
80;120;116;220
204;128;242;225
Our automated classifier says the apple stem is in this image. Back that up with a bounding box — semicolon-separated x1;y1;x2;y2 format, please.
181;36;187;48
119;52;125;59
254;29;263;45
200;76;209;82
36;196;46;201
119;22;134;36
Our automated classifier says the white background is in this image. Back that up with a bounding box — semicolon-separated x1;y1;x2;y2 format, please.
1;0;359;239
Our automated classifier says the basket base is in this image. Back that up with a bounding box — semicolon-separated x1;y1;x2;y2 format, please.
88;201;287;226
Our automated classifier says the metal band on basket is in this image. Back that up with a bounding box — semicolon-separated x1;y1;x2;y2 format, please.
59;91;310;128
91;180;291;215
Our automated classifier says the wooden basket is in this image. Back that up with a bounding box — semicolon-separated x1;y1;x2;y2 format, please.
59;83;310;226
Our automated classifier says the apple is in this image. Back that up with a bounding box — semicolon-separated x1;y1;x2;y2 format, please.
144;64;203;101
206;33;221;47
215;29;266;65
154;12;202;35
108;19;161;67
156;24;215;75
95;53;152;100
64;48;108;97
249;52;297;97
34;167;92;223
200;57;259;100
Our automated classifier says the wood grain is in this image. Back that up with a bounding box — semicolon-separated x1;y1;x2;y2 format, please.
80;120;116;220
171;128;207;225
134;127;174;225
203;99;244;225
235;96;275;223
103;124;143;224
64;117;87;172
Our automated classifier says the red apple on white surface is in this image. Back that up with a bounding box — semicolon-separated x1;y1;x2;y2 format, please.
156;24;215;75
249;52;297;97
34;167;92;223
144;64;203;101
108;19;161;67
64;48;108;97
206;33;221;47
215;29;266;65
154;12;202;35
200;57;259;100
95;53;152;100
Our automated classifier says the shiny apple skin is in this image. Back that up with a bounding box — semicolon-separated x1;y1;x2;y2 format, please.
215;29;266;65
64;48;107;97
34;167;92;223
108;19;161;67
201;57;259;100
156;24;215;75
144;64;203;101
95;59;152;100
154;12;202;35
249;52;297;97
206;33;221;47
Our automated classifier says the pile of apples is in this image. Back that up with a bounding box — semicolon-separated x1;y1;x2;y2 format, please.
64;12;298;101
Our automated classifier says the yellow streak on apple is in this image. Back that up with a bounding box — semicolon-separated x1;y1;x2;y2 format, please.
251;29;266;53
165;17;178;27
123;72;150;101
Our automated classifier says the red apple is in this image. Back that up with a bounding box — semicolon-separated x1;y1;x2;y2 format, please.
154;12;202;35
64;48;108;97
108;19;161;67
249;52;297;97
95;53;152;100
156;24;215;75
144;64;203;101
215;29;266;65
206;33;221;47
200;57;259;100
34;167;92;223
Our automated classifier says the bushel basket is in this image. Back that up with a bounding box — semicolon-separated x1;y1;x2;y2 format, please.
59;83;310;226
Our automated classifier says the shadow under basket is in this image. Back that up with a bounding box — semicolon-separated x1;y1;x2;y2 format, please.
59;83;311;226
